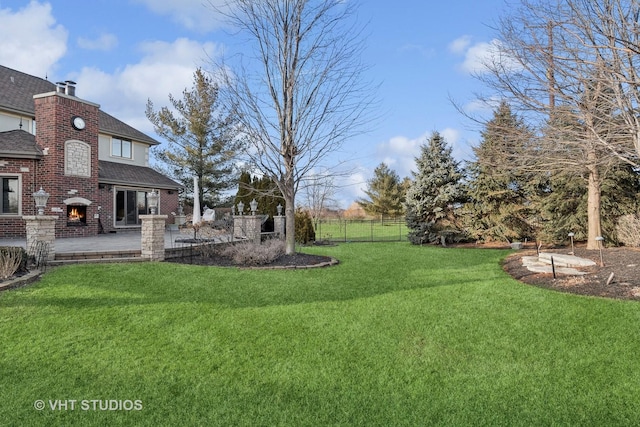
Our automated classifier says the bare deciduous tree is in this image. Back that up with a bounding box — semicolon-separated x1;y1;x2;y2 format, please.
470;0;640;249
301;171;338;231
213;0;376;254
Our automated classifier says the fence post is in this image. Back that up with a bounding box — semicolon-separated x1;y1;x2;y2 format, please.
371;220;374;242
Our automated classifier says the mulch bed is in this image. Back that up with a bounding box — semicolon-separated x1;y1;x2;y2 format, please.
502;245;640;301
166;249;335;269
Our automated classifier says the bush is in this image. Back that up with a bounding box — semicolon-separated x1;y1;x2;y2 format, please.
221;239;285;266
295;208;316;244
0;246;27;280
617;214;640;247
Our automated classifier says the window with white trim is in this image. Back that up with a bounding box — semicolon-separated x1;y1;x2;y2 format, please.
111;137;132;159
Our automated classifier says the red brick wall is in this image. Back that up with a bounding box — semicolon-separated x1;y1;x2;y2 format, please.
94;186;179;233
161;189;180;224
0;158;39;237
96;186;114;233
34;93;100;238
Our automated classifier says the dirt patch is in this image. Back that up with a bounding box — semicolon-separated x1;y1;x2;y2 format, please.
502;245;640;301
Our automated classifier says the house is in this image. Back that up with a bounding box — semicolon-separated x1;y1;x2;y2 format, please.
0;64;182;238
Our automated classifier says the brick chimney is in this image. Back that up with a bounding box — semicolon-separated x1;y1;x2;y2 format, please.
33;87;101;237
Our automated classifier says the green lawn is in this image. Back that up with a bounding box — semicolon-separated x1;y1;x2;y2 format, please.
2;243;640;426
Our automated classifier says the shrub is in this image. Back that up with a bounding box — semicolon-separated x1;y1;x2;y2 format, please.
617;214;640;247
295;208;316;244
221;239;285;266
0;246;27;280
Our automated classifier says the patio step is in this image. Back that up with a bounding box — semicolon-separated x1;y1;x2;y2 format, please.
54;250;140;261
51;250;143;265
49;257;145;266
538;252;596;268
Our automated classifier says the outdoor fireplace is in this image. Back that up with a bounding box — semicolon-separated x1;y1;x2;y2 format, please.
67;205;87;226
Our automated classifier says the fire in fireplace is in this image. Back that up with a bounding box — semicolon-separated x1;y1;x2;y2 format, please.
67;205;87;226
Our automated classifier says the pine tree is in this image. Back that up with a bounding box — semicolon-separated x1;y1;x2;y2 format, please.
234;171;253;215
463;102;541;243
537;164;640;245
234;172;284;231
405;131;466;246
357;162;405;221
146;68;245;207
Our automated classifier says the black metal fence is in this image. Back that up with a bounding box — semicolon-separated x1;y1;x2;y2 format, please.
315;217;408;242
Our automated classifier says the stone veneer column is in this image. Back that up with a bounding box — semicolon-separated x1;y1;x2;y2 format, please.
233;215;262;244
140;215;167;261
23;216;58;262
233;215;245;241
245;215;262;244
274;215;285;240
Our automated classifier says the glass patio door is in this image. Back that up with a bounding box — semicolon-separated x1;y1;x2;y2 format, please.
115;189;149;226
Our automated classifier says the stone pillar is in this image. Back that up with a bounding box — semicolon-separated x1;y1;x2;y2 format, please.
274;215;285;240
140;215;167;261
233;215;243;241
233;215;262;244
245;215;262;244
23;215;57;263
174;214;187;226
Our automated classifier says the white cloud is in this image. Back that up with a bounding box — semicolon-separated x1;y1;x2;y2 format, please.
133;0;231;32
449;35;510;75
448;35;471;55
375;133;426;178
374;128;472;178
0;1;67;77
340;169;368;208
77;33;118;51
71;38;223;136
460;40;495;74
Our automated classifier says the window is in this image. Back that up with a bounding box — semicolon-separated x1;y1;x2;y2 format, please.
115;189;154;226
111;138;132;158
1;177;19;214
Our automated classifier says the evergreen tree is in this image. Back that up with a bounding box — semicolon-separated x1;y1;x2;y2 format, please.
537;165;640;245
146;68;245;207
234;173;284;230
357;162;405;221
294;208;316;244
405;131;466;246
234;171;254;214
463;102;541;243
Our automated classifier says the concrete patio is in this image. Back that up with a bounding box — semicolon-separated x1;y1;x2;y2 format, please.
0;229;202;254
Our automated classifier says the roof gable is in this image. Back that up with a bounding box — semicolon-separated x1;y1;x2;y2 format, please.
0;64;159;145
0;129;43;158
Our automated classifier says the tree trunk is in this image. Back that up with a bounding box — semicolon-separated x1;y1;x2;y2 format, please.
283;174;296;255
586;158;602;250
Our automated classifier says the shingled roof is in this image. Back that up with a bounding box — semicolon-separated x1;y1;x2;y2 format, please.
98;160;182;190
0;129;43;158
0;64;159;145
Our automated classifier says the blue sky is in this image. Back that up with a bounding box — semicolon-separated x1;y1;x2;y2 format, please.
0;0;507;208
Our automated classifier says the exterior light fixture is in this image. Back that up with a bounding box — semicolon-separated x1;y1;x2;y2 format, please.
568;232;575;255
237;201;244;216
250;199;258;215
33;187;50;215
596;236;605;267
148;190;159;215
276;203;283;216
